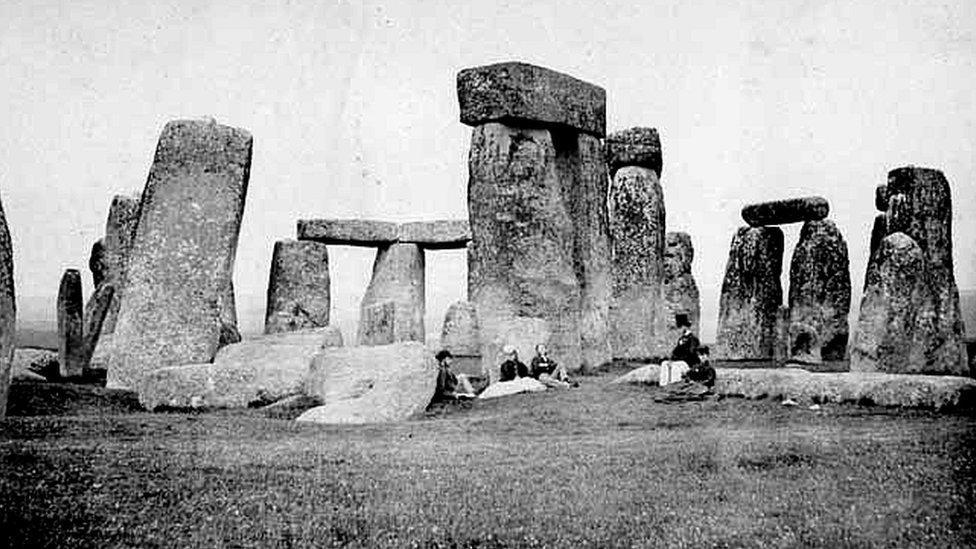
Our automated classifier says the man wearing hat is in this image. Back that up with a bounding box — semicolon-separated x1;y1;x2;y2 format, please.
434;350;475;401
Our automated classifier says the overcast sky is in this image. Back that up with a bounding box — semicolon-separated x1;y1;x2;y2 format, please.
1;0;974;342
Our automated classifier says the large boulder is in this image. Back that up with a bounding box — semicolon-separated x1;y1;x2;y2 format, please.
741;196;829;227
787;219;851;361
440;301;480;356
298;342;437;424
107;119;252;389
357;243;425;345
610;363;661;385
659;232;700;357
264;240;331;334
57;269;85;378
715;226;784;360
477;377;548;399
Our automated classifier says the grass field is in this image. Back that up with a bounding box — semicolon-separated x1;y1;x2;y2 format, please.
2;367;976;548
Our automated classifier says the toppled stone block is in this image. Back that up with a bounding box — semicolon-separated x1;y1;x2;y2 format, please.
298;342;437;424
457;61;607;137
741;196;829;227
57;269;85;378
610;363;662;385
606;127;662;177
264;240;331;334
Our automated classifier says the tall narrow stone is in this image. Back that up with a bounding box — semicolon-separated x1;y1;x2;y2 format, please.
788;219;851;361
97;193;140;334
659;232;700;354
0;196;15;419
607;128;665;360
265;240;331;334
440;301;480;356
715;226;784;360
57;269;85;378
81;283;114;367
107;119;252;389
357;243;425;346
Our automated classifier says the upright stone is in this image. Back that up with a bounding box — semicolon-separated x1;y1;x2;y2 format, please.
788;219;851;361
440;301;480;356
0;196;14;419
81;283;114;367
219;279;240;347
57;269;85;378
741;196;829;227
607;128;665;360
89;239;107;288
357;243;425;345
98;193;140;334
715;226;784;360
107;119;252;389
660;232;700;354
265;240;331;334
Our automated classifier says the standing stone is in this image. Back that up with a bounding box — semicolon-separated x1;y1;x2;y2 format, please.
440;301;480;356
89;239;107;288
359;300;397;346
357;243;425;346
659;232;701;354
715;226;784;360
57;269;85;378
219;279;241;347
107;119;252;389
868;214;888;259
265;240;331;334
788;219;851;362
97;193;140;334
773;305;790;363
741;196;829;227
607;128;665;360
0;196;14;419
81;283;114;367
875;185;889;212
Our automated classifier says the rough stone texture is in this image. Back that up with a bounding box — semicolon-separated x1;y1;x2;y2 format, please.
89;239;107;289
477;377;548;399
788;220;851;362
13;348;59;379
608;165;665;360
467;122;581;376
297;219;470;249
440;301;480;356
136;328;338;410
868;214;888;259
457;62;606;137
81;283;114;368
107;119;252;390
357;243;425;345
264;240;331;334
320;325;344;348
219;279;239;347
875;184;889;212
57;269;85;378
97;193;140;334
606;127;662;177
298;342;437;424
0;197;14;419
772;306;790;363
741;196;829;227
715;226;784;360
479;316;551;383
659;232;700;357
358;300;397;346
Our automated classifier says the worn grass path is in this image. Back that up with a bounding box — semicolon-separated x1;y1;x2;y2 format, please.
2;371;975;548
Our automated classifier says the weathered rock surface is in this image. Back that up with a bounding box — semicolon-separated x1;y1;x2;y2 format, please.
396;220;471;249
457;61;606;137
659;232;700;357
219;280;240;347
479;317;551;383
609;165;665;359
467;123;581;375
357;243;425;345
97;193;140;334
136;328;338;410
13;348;59;379
0;197;14;419
868;214;888;259
265;240;331;334
89;239;107;289
610;363;662;385
788;220;851;361
440;301;480;356
107;119;252;389
875;185;889;212
358;300;396;346
297;219;470;249
741;196;829;227
298;342;437;424
477;377;548;399
715;226;784;360
81;283;114;367
57;269;85;378
606;127;662;177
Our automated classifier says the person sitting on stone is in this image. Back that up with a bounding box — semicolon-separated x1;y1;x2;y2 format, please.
529;343;576;388
433;350;476;401
682;345;716;388
498;345;529;382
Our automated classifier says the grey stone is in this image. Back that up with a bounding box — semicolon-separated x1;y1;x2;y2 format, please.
357;243;425;345
89;239;107;288
319;325;344;347
107;119;252;389
715;226;784;359
81;283;114;368
57;269;85;378
659;232;701;356
457;61;606;137
298;342;437;424
773;305;790;363
0;197;14;418
219;279;239;347
868;214;888;259
358;300;397;346
396;220;471;249
875;184;889;212
97;193;140;335
297;219;470;249
13;348;58;379
440;301;480;356
264;240;331;334
788;220;851;361
606;127;662;177
608;165;665;360
479;316;550;384
741;196;829;227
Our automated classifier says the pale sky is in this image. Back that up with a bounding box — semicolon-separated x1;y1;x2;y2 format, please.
1;0;974;343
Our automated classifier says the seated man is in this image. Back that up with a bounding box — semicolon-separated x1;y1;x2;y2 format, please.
498;345;529;382
529;343;576;388
682;345;716;388
660;313;700;386
433;350;476;402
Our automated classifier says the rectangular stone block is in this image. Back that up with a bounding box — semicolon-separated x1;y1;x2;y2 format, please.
397;220;470;249
457;62;606;137
298;219;470;248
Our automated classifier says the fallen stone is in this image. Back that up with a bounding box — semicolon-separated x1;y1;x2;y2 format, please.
12;368;46;382
875;184;889;212
0;197;13;419
13;348;59;379
477;377;548;399
357;243;425;345
107;119;252;389
57;269;85;378
396;220;471;249
457;61;606;137
787;219;851;361
261;394;323;420
741;196;829;227
264;240;331;334
610;363;662;385
715;226;784;360
298;342;437;424
440;301;480;356
606;127;662;177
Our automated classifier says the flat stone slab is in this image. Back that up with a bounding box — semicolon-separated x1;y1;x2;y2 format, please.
477;377;548;400
297;219;469;248
741;196;829;227
457;61;606;137
606;127;662;176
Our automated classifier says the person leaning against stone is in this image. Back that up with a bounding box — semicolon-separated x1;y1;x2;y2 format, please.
529;343;577;388
498;345;529;382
